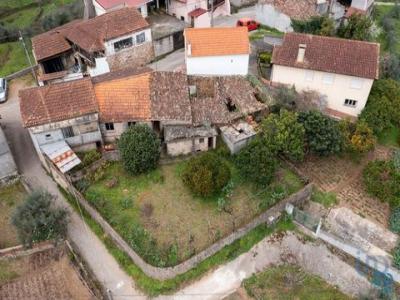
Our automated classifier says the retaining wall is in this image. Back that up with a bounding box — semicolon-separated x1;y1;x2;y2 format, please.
5;65;38;81
53;153;313;280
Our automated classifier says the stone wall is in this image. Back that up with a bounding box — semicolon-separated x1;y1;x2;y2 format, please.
106;42;154;71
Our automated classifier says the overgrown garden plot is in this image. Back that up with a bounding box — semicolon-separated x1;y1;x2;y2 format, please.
0;182;27;249
78;158;303;267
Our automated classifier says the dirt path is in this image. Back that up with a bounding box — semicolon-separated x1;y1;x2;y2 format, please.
0;77;145;300
158;232;372;300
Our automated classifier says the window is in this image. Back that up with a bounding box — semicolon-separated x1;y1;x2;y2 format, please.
136;32;146;44
350;78;363;89
62;126;74;138
114;37;133;52
305;70;314;82
105;123;115;131
180;16;185;21
344;99;358;107
199;138;204;143
128;122;136;127
322;74;334;85
45;134;52;140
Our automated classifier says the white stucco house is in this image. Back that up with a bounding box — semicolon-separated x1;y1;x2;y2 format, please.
168;0;230;27
184;27;250;76
93;0;153;17
271;33;380;119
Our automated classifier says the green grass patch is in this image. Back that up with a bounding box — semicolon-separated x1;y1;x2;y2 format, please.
60;186;294;296
78;158;303;267
243;264;351;300
249;25;284;41
0;260;20;285
0;41;34;77
378;126;400;148
311;188;337;208
0;181;28;248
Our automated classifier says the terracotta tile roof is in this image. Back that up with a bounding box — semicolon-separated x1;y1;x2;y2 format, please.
260;0;318;20
189;76;266;125
91;67;152;84
32;7;149;60
272;33;380;79
184;27;250;57
95;0;151;9
150;72;192;122
19;78;98;128
94;71;192;123
94;73;152;122
188;8;208;18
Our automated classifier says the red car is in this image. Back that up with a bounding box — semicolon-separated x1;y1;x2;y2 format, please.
236;18;260;31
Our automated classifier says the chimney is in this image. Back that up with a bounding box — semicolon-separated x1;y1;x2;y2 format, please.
297;44;307;63
187;43;192;56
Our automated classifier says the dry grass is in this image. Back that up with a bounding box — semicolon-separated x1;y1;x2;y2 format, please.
0;182;27;249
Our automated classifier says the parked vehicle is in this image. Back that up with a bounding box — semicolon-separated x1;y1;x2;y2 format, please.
236;18;260;31
0;78;7;103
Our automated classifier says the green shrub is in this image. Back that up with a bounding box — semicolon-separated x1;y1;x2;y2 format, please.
339;119;376;154
261;109;305;161
393;150;400;173
182;152;231;197
389;207;400;234
81;149;101;167
259;52;272;64
11;190;69;247
393;245;400;269
363;160;400;207
118;124;161;176
299;110;343;156
235;138;277;186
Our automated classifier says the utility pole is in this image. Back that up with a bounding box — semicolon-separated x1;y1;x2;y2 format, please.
19;31;38;84
210;0;214;27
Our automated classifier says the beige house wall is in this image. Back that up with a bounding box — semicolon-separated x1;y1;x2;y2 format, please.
271;64;374;117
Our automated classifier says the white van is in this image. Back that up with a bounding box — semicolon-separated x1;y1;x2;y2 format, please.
0;78;7;103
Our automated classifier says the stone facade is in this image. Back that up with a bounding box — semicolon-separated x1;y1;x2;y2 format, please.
107;42;155;71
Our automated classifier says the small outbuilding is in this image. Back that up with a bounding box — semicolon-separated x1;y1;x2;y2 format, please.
220;121;257;154
164;125;217;156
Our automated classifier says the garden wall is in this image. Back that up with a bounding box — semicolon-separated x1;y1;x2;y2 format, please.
51;152;313;280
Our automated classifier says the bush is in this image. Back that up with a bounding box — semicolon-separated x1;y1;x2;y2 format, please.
182;152;231;197
337;14;373;41
361;79;400;134
340;119;376;154
11;190;69;247
363;160;400;207
299;111;343;156
292;15;335;36
393;245;400;269
81;149;101;167
259;52;272;64
118;124;161;175
261;110;305;161
389;207;400;234
235;138;277;186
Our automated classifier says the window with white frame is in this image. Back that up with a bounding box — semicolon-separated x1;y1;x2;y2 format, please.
305;70;314;82
350;78;364;89
344;99;357;107
114;37;133;52
105;123;115;131
322;74;335;85
136;32;146;45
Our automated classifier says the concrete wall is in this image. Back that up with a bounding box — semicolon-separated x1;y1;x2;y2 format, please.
167;139;193;156
255;3;293;32
271;64;374;117
154;35;174;57
105;28;152;56
107;41;155;71
221;133;255;154
186;54;249;75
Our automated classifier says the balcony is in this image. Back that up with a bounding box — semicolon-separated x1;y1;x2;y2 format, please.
65;131;102;147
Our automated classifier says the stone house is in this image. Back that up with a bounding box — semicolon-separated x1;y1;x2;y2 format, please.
19;68;267;164
19;78;102;171
92;0;154;18
271;33;380;119
32;8;154;86
184;27;250;76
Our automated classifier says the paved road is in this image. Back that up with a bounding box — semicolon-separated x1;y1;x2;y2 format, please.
213;6;256;27
0;78;145;300
149;49;185;72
